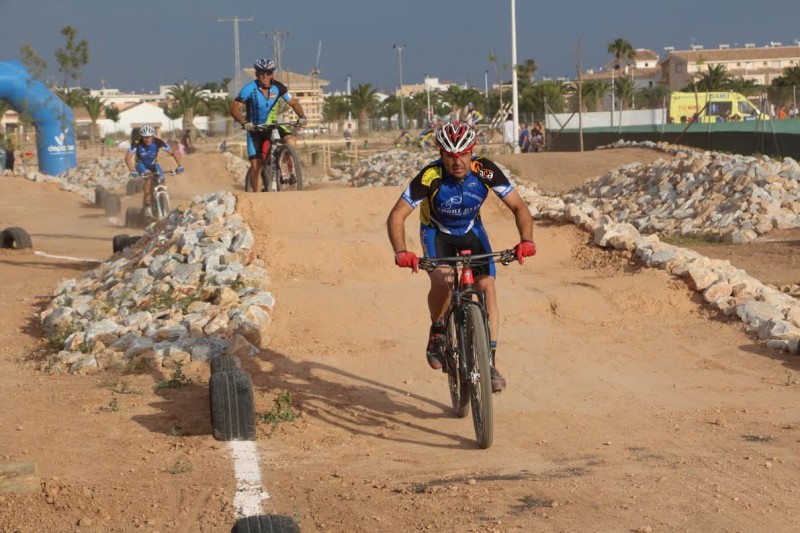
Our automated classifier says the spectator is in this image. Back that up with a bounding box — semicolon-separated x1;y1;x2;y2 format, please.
531;121;545;152
4;140;15;176
776;104;787;120
500;113;515;154
518;121;532;153
344;123;352;150
219;139;228;153
789;103;798;119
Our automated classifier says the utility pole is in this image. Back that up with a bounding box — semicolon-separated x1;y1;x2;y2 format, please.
347;73;352;122
218;16;254;94
262;30;290;73
393;44;407;129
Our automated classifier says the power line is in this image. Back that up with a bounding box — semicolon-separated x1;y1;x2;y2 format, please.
218;16;254;93
262;30;290;74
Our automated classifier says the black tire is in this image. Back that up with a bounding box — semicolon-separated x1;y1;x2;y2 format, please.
244;168;253;192
104;194;121;216
447;311;469;418
94;185;107;207
231;515;300;533
210;370;256;441
125;206;144;229
275;145;304;191
125;179;138;196
211;355;242;375
1;226;33;249
465;305;494;449
112;234;141;253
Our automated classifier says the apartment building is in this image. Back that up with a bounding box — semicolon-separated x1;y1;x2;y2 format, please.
659;42;800;91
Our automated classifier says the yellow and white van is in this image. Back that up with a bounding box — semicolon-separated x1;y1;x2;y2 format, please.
669;92;768;124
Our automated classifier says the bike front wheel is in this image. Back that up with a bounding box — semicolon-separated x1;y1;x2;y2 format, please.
447;311;470;418
154;189;171;220
464;304;494;449
275;144;304;191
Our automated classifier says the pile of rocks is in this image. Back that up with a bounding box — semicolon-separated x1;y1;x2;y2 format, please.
24;157;130;203
39;191;275;374
323;149;437;188
560;142;800;243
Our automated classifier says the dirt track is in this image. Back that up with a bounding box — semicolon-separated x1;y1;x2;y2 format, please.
1;146;800;532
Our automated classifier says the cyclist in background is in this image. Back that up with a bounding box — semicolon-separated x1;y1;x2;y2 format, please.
229;58;307;193
125;125;184;219
463;102;484;126
386;121;536;393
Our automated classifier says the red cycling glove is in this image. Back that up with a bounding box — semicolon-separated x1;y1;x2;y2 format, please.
513;240;537;264
395;251;419;273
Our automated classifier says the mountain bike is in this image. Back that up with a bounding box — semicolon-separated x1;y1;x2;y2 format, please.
124;169;179;228
244;122;304;192
141;169;179;220
419;248;515;449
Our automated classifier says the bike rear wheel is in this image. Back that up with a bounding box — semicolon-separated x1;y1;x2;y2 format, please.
275;145;304;191
464;304;494;449
447;311;470;418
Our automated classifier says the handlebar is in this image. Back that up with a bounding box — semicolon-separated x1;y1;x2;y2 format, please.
251;121;302;132
418;249;515;272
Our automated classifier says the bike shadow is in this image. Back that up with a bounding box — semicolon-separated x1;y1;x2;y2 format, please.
244;347;477;449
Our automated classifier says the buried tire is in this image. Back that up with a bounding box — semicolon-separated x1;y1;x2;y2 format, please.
210;370;256;441
231;515;300;533
112;234;142;254
104;193;121;216
125;206;144;229
1;227;33;249
94;185;107;207
211;355;242;375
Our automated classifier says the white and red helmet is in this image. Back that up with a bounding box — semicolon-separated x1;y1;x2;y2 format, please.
435;121;477;155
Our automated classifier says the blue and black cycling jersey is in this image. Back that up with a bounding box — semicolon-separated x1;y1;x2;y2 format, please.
401;157;515;277
129;137;170;174
401;157;514;235
235;79;292;126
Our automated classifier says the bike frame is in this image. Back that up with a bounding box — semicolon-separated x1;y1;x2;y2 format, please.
141;169;177;220
419;249;514;449
250;122;299;192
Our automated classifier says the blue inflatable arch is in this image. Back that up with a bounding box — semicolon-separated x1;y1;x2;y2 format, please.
0;60;76;175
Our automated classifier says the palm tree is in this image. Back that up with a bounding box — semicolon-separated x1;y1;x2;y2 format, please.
573;79;608;112
206;96;234;136
349;83;378;132
614;76;636;110
635;85;670;110
166;82;209;138
82;95;104;145
607;38;636;70
694;64;734;91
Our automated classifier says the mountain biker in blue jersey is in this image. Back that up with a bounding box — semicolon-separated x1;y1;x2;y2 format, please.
125;125;184;219
386;121;535;393
229;58;307;192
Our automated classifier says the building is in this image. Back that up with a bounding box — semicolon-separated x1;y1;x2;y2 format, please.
659;43;800;91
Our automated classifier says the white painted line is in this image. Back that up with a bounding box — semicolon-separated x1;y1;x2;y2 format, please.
228;440;269;518
34;251;102;263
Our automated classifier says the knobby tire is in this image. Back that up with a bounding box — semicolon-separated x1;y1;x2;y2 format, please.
275;144;304;191
465;304;494;449
447;310;469;418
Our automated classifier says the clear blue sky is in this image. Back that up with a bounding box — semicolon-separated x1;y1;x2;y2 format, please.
1;0;798;93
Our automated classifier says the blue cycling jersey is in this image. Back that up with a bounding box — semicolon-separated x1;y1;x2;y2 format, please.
401;157;514;235
128;137;169;167
235;79;292;125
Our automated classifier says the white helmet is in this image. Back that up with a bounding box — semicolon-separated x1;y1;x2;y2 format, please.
435;121;477;155
139;125;155;137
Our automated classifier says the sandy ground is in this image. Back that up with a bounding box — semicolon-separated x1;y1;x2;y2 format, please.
1;145;800;532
